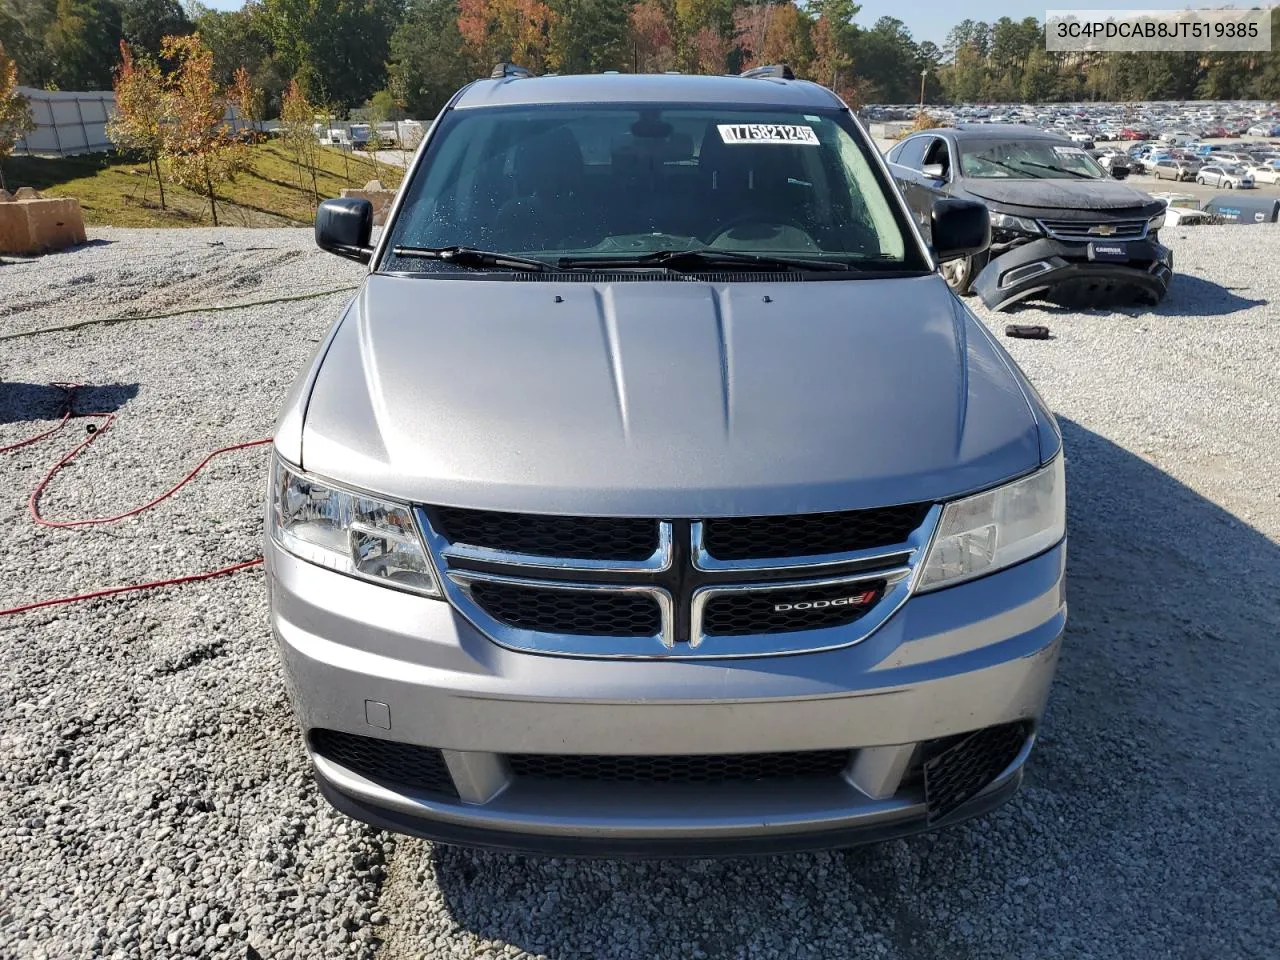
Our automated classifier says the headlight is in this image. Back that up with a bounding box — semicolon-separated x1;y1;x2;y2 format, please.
916;455;1065;592
1148;212;1165;232
269;456;441;597
989;212;1042;235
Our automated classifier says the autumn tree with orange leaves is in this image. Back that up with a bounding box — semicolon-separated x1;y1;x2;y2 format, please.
107;42;169;209
0;41;35;193
229;66;265;138
628;0;673;72
458;0;558;74
160;34;247;226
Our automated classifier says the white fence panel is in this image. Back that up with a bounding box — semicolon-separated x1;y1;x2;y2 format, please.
14;88;117;157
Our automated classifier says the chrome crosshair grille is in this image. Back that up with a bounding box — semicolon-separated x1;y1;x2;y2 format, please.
417;504;940;659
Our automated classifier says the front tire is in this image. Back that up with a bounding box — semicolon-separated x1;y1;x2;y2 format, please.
941;249;990;297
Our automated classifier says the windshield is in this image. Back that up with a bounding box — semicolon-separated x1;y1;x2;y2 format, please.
381;103;923;272
959;139;1106;180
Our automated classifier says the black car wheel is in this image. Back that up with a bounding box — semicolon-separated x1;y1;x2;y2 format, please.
941;250;989;296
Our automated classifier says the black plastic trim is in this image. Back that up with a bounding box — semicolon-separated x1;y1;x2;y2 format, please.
315;767;1024;859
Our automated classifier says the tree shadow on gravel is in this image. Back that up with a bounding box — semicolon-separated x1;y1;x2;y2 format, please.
0;382;139;425
422;418;1280;959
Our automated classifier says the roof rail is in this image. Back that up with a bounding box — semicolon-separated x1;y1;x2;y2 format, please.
741;64;795;80
490;62;533;79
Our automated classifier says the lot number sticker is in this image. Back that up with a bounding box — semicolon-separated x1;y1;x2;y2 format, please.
717;124;819;145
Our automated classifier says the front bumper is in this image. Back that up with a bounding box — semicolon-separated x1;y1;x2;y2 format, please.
973;236;1173;311
267;541;1066;856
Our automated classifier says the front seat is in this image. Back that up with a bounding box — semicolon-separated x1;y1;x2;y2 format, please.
492;127;588;250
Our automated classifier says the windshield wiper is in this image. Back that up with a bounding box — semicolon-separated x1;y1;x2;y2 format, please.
1018;160;1096;180
557;248;853;273
390;246;554;272
975;157;1046;179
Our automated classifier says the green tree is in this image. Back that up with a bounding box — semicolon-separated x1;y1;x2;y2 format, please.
45;0;124;90
265;0;404;108
189;1;287;115
118;0;192;60
0;0;58;87
547;0;630;74
387;0;474;118
810;0;859;96
1020;46;1054;103
854;17;918;102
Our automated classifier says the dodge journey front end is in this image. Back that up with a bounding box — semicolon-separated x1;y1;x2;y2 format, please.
265;69;1067;856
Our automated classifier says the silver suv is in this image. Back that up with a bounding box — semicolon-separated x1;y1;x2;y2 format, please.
266;67;1067;856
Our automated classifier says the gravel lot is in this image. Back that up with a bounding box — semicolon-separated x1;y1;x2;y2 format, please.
2;226;1278;959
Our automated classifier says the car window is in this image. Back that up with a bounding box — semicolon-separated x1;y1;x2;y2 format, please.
383;103;921;269
892;136;931;171
958;138;1107;180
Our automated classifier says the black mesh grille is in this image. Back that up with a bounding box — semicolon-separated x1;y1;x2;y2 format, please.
923;722;1030;822
432;507;658;561
702;580;884;636
309;729;457;798
703;504;931;561
470;581;661;636
508;750;850;783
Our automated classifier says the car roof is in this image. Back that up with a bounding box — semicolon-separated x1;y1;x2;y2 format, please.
452;73;845;111
917;124;1067;141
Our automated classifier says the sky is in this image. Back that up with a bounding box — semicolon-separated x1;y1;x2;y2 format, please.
191;0;1269;48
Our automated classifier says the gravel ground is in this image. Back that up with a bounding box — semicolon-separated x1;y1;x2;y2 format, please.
1;225;1278;959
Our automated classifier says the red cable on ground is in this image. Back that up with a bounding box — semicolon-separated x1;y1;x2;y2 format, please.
0;384;271;617
0;559;264;617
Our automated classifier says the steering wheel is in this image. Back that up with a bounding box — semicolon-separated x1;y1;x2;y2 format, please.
704;214;815;247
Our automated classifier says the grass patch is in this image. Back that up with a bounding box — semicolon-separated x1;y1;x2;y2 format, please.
2;142;405;228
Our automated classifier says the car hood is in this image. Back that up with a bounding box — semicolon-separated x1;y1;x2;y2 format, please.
960;177;1163;216
298;274;1044;516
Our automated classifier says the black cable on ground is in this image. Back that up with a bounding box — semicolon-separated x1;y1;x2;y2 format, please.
0;285;359;343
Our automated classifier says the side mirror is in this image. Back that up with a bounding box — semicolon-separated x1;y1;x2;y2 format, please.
1111;166;1130;180
920;162;946;181
931;198;990;262
316;197;374;263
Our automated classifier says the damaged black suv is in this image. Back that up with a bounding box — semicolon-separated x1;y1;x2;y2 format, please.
888;124;1172;311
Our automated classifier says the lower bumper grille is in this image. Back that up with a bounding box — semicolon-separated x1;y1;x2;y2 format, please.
469;581;662;637
922;721;1030;822
310;729;457;799
702;580;884;637
507;750;851;784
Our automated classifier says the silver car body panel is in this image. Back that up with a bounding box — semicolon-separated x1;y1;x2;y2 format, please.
298;275;1045;517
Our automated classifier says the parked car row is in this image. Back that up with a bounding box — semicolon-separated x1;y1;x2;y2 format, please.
864;99;1280;149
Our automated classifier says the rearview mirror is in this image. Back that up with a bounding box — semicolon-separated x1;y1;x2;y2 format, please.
1111;166;1130;180
920;162;946;181
316;197;374;263
931;198;990;262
